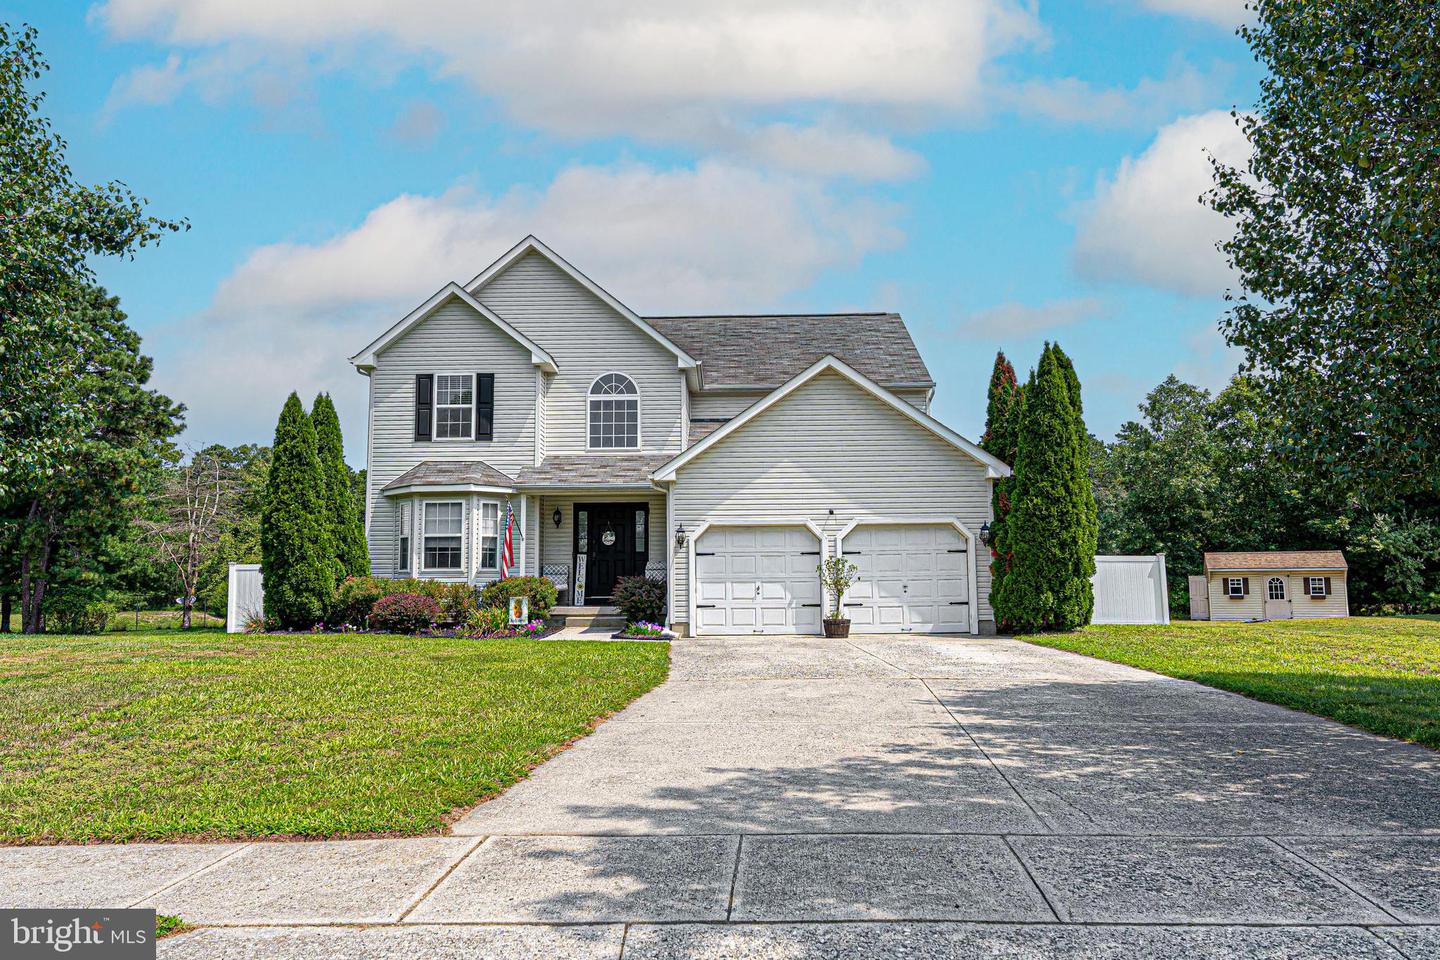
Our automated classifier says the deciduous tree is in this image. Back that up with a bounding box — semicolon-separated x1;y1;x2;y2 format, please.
138;450;237;628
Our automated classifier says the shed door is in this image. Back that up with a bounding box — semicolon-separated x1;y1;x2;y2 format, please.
842;525;970;633
694;526;823;635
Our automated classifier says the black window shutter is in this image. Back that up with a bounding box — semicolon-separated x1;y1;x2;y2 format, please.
476;373;495;441
415;374;433;441
1324;576;1332;596
1242;576;1250;596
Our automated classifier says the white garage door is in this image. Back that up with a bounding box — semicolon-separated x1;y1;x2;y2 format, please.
694;526;823;635
843;525;971;633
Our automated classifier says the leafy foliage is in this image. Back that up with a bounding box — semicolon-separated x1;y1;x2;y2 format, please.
1205;0;1440;498
368;593;440;634
0;24;185;501
260;394;332;628
817;556;859;618
993;343;1096;632
480;575;559;621
49;598;115;635
333;576;477;626
612;575;665;624
311;393;369;582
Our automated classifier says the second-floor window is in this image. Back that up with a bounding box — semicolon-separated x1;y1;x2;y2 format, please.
589;373;639;449
435;375;474;439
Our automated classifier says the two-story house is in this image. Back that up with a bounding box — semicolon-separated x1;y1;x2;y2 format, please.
350;236;1009;636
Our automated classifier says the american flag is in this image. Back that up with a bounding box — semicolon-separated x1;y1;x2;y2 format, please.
500;500;516;578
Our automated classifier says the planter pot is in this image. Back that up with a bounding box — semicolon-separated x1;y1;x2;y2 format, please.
822;618;851;638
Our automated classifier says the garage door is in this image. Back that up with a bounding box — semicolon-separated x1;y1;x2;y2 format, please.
842;525;970;633
694;526;823;635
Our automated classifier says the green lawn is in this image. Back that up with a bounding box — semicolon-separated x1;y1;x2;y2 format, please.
1026;616;1440;748
0;632;669;844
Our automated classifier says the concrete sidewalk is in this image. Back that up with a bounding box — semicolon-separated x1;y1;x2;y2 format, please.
3;635;1438;959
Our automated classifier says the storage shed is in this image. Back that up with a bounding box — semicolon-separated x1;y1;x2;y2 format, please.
1200;550;1349;621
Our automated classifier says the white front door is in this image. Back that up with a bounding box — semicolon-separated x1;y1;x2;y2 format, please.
843;524;970;633
694;526;823;635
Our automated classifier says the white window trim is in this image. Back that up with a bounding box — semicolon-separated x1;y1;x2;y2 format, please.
1309;576;1327;597
397;501;412;573
586;372;642;452
421;499;467;573
1267;576;1286;601
433;373;475;442
1227;577;1245;598
477;499;501;573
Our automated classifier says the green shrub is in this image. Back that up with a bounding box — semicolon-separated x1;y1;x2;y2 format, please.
333;577;389;627
50;599;116;635
613;576;665;625
480;576;558;620
369;593;440;634
463;606;510;637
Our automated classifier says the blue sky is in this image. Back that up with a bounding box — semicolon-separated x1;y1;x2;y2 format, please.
20;0;1260;465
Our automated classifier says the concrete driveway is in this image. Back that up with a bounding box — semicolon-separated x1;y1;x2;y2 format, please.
6;635;1440;958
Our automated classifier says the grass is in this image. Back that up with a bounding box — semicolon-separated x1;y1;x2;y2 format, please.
155;915;188;939
1025;616;1440;748
0;631;669;844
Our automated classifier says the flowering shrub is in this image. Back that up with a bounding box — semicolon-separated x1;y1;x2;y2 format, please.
369;593;441;634
510;619;548;639
463;607;549;639
333;577;477;626
625;621;665;637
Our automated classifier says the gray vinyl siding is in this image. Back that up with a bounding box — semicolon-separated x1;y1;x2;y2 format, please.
669;369;994;627
474;251;686;456
365;297;537;576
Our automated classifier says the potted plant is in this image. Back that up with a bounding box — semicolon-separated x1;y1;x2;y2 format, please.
818;556;860;638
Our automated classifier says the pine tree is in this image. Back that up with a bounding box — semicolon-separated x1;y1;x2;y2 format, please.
981;352;1022;631
311;393;369;582
995;343;1096;632
260;393;332;627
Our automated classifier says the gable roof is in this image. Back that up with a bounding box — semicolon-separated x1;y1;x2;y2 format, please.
652;355;1009;482
647;313;933;389
1204;550;1348;572
349;283;558;373
463;236;699;376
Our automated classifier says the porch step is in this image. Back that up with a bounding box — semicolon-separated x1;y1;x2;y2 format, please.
551;605;626;630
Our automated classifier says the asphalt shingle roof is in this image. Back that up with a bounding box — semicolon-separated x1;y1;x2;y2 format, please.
516;455;673;487
646;313;933;388
382;460;515;490
1204;550;1348;572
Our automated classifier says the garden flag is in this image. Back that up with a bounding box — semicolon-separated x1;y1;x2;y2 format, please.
501;500;516;577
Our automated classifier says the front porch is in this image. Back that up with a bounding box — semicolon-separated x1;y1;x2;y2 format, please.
527;489;667;606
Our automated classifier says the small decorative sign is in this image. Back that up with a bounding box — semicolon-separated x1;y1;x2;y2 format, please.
574;556;587;605
508;596;530;626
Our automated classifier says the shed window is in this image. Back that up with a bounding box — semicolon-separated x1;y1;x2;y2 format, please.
589;374;639;449
1267;577;1286;600
423;501;464;570
1226;577;1245;597
1309;576;1328;597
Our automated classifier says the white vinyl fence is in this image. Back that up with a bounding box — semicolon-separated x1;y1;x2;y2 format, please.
226;563;264;633
1091;554;1170;625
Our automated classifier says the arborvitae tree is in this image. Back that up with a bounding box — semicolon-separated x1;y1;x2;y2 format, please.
311;393;369;582
1050;344;1098;626
260;393;331;627
981;352;1022;631
994;343;1096;632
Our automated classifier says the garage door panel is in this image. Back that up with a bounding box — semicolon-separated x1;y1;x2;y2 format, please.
695;525;822;635
843;523;971;634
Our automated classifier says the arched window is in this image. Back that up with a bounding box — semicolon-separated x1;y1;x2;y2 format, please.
589;373;639;449
1267;577;1286;600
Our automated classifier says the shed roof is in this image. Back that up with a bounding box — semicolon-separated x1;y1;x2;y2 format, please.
645;313;933;389
1204;550;1348;572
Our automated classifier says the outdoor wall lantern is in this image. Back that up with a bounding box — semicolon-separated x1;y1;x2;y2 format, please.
553;507;563;528
675;523;688;547
979;522;992;546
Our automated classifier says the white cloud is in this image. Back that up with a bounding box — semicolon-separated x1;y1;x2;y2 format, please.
1136;0;1251;29
1004;60;1226;128
1072;110;1251;297
160;160;903;455
954;297;1105;340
